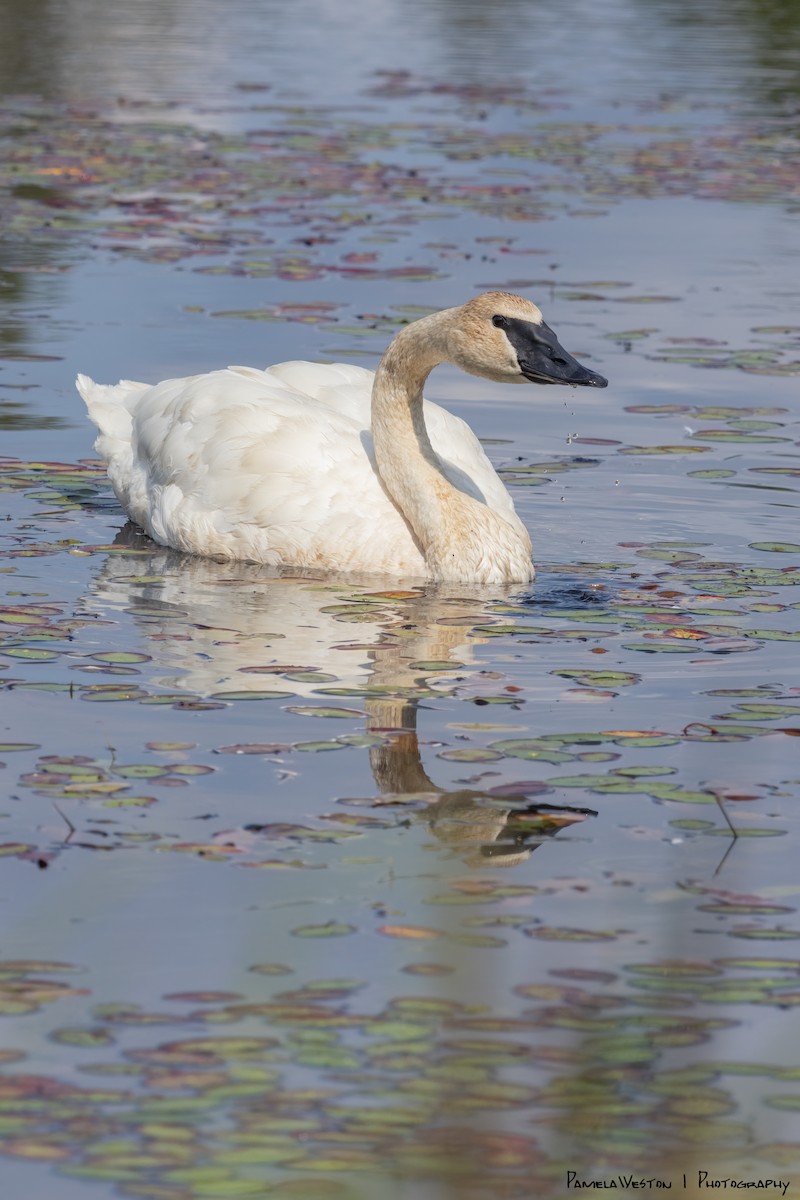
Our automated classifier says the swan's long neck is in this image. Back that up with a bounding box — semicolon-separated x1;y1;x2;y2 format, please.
371;310;453;550
370;309;532;584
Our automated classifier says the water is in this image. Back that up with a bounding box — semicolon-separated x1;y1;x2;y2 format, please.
1;1;800;1197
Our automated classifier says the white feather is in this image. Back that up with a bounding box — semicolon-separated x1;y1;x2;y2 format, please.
80;370;518;578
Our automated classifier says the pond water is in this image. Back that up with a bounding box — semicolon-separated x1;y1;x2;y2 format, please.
2;1;800;1198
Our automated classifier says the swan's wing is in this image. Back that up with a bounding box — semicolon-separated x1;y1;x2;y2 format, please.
79;360;516;571
256;361;515;516
83;366;424;572
422;402;518;517
256;361;375;423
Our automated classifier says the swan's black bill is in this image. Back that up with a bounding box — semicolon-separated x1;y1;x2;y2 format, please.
504;317;608;388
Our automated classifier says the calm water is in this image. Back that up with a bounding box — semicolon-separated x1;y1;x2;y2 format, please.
1;2;800;1198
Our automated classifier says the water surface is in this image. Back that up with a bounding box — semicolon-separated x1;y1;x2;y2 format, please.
1;2;800;1197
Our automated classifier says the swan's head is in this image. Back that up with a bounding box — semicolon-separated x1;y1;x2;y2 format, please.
452;292;608;389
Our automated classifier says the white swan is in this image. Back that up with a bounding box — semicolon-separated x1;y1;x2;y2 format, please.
78;291;607;584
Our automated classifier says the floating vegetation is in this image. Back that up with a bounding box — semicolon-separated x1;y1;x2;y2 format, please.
1;453;795;1185
0;952;795;1194
2;52;800;1200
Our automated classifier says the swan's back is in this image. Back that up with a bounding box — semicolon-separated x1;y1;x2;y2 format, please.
78;361;514;575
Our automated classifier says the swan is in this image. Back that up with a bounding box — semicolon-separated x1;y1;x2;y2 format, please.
77;291;607;584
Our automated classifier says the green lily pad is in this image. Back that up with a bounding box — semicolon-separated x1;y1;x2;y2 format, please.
527;927;618;942
80;687;150;702
0;647;60;661
552;669;640;686
409;660;464;671
113;764;170;779
605;329;658;341
90;651;151;664
437;748;504;762
764;1095;800;1111
692;430;790;443
487;740;574;763
612;765;677;777
611;735;681;748
294;741;347;752
729;929;800;940
715;958;800;970
50;1027;115;1047
103;796;158;808
214;1144;304;1164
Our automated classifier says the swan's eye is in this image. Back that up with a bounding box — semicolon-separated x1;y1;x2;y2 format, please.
492;314;509;329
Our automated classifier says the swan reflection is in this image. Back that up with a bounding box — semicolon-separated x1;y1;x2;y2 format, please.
86;529;595;865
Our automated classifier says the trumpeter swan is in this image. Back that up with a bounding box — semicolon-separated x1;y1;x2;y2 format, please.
78;291;607;583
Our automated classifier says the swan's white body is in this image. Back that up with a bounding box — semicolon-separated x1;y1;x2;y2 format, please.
78;360;520;579
79;292;606;583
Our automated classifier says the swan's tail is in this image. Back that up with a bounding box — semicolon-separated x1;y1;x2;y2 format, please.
76;374;148;462
76;375;153;525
